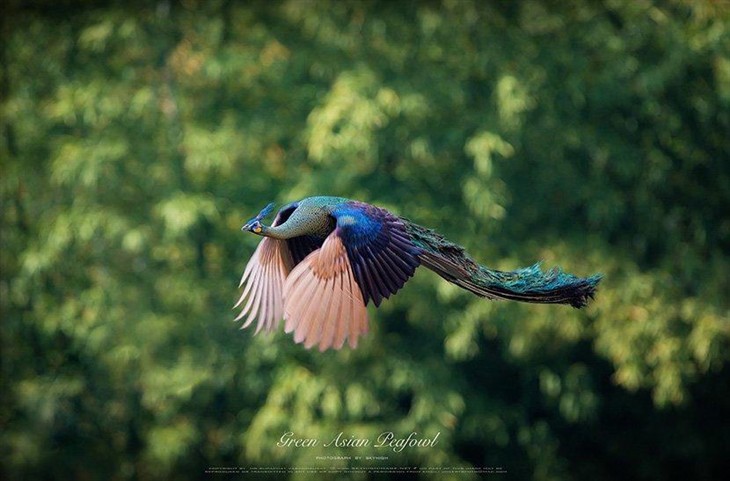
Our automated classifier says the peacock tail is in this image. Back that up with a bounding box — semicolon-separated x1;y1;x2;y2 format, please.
402;220;601;308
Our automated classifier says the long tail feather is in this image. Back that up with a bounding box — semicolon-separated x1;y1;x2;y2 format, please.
403;220;601;308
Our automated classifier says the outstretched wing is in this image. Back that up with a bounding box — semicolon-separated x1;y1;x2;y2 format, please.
283;233;368;351
234;237;293;333
234;206;296;333
282;201;421;351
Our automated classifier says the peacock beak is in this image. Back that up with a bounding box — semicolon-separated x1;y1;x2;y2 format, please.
242;220;263;234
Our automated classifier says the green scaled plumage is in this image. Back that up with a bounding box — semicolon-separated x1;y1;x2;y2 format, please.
402;220;601;308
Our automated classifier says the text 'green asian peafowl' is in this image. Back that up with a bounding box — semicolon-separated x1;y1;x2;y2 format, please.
235;196;601;351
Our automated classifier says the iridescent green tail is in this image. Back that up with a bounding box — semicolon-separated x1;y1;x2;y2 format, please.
403;221;601;308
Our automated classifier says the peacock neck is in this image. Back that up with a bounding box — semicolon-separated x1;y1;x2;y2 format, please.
260;224;294;240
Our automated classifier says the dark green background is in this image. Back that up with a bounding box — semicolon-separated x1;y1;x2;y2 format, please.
2;1;729;480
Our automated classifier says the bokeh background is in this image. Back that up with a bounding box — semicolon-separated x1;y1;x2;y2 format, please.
2;1;730;480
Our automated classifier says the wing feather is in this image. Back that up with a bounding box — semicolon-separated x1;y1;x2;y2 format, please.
297;276;323;345
309;276;336;347
255;261;273;334
237;260;264;328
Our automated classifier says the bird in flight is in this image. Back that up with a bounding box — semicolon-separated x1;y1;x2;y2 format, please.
235;196;601;351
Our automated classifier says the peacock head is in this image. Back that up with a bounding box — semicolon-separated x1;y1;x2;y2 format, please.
242;202;275;235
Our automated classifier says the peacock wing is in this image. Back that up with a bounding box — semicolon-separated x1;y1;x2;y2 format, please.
282;232;369;351
234;205;296;333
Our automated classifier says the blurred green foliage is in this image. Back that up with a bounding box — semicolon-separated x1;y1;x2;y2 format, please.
2;1;730;480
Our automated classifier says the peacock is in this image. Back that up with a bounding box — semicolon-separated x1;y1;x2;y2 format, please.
235;196;601;351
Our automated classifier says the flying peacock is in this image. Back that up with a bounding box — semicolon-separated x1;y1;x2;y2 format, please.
235;196;601;351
